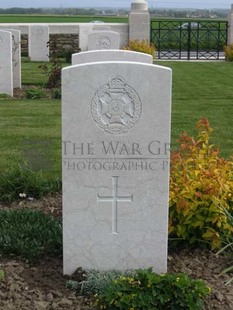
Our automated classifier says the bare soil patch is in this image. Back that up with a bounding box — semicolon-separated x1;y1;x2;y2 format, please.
0;194;232;309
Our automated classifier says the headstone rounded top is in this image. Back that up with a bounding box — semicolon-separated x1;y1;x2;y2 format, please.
131;0;148;11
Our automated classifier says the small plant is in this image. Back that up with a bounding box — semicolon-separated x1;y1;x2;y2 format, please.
66;280;79;290
216;207;233;285
25;88;46;99
122;40;156;58
169;118;233;249
0;270;4;282
38;40;62;89
51;88;61;99
0;162;61;203
60;47;81;63
95;268;210;310
224;44;233;62
0;208;62;262
0;93;11;99
79;270;124;296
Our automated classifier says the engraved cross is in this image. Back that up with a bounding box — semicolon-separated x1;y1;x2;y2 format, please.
97;176;133;234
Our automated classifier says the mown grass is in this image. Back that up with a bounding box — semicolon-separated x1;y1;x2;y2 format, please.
0;60;232;183
0;98;61;177
0;14;128;23
157;61;233;158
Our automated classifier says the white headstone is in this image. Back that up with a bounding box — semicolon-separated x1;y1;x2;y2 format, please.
72;50;153;65
0;30;13;96
28;25;49;62
79;25;116;52
7;29;21;89
62;61;172;275
79;24;93;52
88;31;120;50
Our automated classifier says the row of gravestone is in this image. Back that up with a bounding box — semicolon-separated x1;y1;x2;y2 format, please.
28;24;122;61
62;49;172;275
0;26;123;97
0;27;172;274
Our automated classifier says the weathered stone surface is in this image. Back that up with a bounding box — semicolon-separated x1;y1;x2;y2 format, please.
88;31;120;51
6;29;21;88
0;30;13;96
28;25;49;61
62;61;172;275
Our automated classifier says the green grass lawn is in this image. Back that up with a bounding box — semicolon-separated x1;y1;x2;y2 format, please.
0;14;128;23
0;98;61;178
0;60;232;180
157;61;233;158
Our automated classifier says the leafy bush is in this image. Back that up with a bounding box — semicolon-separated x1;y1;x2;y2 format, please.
0;209;62;262
39;59;62;89
122;39;156;58
25;88;46;99
224;44;233;62
169;118;233;249
95;268;210;310
0;163;61;203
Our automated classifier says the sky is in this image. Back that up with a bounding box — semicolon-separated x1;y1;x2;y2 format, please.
0;0;232;10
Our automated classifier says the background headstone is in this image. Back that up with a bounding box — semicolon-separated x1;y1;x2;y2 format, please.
28;25;49;61
72;50;153;65
7;29;21;89
88;31;120;50
62;61;172;275
0;30;13;96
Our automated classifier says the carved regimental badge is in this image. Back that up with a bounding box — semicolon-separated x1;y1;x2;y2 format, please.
91;76;142;134
96;36;111;49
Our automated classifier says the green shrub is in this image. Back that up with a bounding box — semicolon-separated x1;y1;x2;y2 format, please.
60;47;81;63
169;119;233;249
216;207;233;285
95;268;210;310
39;60;62;89
0;209;62;262
0;163;61;203
51;88;61;99
224;44;233;62
25;88;46;99
122;40;156;58
80;270;124;296
0;270;4;282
